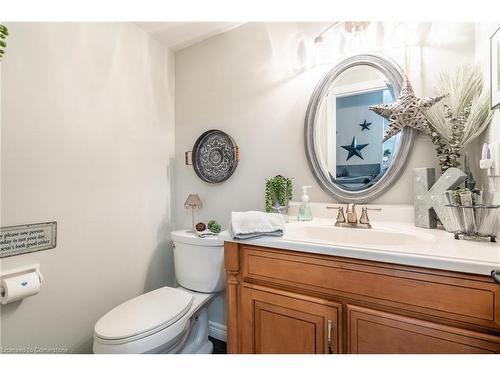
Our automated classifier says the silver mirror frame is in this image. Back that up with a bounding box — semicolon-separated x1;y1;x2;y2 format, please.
304;54;415;203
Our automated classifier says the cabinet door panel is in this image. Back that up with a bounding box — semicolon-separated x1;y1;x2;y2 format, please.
242;285;341;354
348;305;500;354
256;303;319;353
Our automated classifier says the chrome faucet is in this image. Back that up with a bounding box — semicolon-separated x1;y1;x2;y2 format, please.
327;203;381;228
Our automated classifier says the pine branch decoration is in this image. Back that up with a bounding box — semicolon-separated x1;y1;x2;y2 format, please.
425;65;493;173
0;24;9;61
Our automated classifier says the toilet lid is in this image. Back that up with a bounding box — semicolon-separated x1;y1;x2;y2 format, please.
94;287;193;341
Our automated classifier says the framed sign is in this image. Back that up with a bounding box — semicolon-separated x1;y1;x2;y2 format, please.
491;25;500;109
0;222;57;258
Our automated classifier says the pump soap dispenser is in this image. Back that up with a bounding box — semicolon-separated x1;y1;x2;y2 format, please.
297;186;313;221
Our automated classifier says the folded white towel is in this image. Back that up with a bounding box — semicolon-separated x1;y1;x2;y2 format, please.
231;211;285;240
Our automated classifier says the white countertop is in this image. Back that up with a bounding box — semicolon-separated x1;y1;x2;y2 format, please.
224;205;500;276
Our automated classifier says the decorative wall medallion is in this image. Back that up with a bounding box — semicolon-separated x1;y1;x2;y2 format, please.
359;120;371;131
341;136;368;161
369;77;446;142
187;129;239;183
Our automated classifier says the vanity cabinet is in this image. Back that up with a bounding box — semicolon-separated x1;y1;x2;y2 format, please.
225;242;500;354
241;285;341;354
347;305;500;354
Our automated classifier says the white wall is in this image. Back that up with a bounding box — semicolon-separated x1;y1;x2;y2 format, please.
174;22;476;326
0;23;175;353
468;24;500;207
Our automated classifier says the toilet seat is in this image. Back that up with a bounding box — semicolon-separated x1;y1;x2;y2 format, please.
94;287;193;343
93;287;215;353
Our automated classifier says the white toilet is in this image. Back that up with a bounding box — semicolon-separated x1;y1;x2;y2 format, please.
93;230;225;354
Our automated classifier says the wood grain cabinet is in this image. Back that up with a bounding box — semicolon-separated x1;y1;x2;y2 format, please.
225;242;500;354
241;285;341;353
347;305;500;354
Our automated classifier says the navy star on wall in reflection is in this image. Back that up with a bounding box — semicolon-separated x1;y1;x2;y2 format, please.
359;120;371;131
341;136;368;161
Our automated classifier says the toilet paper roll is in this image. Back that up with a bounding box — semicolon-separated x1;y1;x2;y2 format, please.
1;272;41;304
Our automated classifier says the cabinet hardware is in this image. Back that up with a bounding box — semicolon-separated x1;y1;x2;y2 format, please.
327;319;333;354
493;270;500;284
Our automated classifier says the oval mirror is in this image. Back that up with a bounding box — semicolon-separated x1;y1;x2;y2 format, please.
305;54;415;202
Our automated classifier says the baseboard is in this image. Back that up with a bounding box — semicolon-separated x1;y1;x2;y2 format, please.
208;320;227;342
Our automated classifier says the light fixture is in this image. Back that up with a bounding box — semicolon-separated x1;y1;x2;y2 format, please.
344;22;370;34
313;22;371;66
184;194;202;232
313;22;339;66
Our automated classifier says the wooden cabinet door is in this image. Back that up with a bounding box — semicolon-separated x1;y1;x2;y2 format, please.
347;305;500;354
241;285;341;354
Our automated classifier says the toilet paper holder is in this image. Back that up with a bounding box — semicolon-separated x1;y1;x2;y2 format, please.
0;264;43;297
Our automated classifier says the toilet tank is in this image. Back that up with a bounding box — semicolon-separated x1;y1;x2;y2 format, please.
171;230;226;293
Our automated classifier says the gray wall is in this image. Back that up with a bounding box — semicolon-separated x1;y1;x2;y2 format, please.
0;22;176;353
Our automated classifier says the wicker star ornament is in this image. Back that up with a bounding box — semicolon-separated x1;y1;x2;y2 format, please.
369;77;447;142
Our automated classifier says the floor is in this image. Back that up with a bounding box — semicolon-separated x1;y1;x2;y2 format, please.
208;336;227;354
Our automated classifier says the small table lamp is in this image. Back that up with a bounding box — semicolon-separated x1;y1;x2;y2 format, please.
184;194;202;232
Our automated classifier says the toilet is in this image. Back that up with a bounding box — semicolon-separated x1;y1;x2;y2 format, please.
93;230;225;354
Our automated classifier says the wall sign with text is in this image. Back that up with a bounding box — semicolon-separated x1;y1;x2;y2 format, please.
0;222;57;258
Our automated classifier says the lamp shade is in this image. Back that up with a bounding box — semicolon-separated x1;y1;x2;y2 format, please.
184;194;202;209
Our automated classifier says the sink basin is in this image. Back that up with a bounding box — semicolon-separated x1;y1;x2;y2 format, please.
284;221;437;250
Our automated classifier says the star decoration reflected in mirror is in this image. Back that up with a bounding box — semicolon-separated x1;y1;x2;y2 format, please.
359;120;372;131
341;136;368;161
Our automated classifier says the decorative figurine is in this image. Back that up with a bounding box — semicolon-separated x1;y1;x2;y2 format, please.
369;77;446;142
414;167;467;230
207;220;222;234
195;222;206;232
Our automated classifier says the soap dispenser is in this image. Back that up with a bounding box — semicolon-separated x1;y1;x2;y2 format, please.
297;186;313;221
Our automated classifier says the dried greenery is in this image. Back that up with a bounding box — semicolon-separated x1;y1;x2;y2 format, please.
265;175;293;213
425;65;493;173
0;24;8;60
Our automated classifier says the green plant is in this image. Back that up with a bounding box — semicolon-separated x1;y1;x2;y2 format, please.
451;187;479;206
0;24;9;61
207;220;221;233
265;175;293;213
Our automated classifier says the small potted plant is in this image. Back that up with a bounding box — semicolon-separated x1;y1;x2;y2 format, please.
265;175;293;214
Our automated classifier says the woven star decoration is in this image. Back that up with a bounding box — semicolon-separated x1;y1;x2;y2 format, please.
369;77;447;142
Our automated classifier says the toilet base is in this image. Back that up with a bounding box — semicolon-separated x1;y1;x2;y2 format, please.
178;306;213;354
144;307;213;354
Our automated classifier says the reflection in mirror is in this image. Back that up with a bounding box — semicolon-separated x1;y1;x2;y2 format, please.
315;65;399;191
305;54;413;202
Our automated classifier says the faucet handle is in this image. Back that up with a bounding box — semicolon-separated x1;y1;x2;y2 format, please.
359;207;382;225
326;205;346;224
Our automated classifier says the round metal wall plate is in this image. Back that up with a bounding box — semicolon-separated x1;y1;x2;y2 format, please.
192;129;238;183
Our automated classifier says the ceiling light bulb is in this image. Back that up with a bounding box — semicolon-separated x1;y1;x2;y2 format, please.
314;35;328;66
